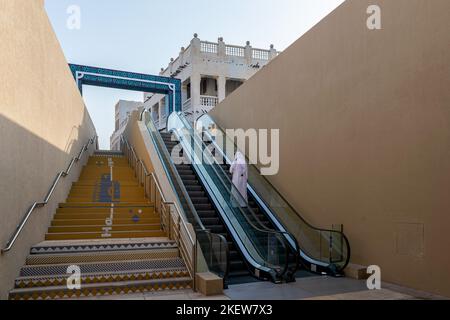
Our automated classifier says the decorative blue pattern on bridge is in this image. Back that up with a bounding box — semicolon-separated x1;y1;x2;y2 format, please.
69;64;181;112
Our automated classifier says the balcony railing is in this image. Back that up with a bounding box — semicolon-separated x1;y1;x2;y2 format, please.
225;45;245;57
252;49;270;60
200;41;218;54
200;95;218;108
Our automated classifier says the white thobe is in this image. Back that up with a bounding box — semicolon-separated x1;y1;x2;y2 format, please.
230;152;248;207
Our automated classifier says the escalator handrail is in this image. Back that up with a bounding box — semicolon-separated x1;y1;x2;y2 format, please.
196;114;351;271
146;112;205;230
193;124;301;276
169;112;294;279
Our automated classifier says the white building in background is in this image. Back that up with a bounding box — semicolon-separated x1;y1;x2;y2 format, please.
110;100;143;150
144;34;279;129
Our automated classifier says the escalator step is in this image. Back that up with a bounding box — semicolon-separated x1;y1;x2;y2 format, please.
185;186;202;192
188;191;206;198
175;165;192;170
178;170;194;176
201;218;221;225
190;197;210;205
229;250;240;260
180;175;197;181
207;225;225;233
196;211;217;219
194;204;213;210
183;180;200;186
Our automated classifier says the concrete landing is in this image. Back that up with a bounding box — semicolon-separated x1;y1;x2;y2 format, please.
223;276;448;300
73;276;448;300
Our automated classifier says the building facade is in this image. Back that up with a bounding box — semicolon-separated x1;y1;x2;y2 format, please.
110;100;143;150
144;34;279;129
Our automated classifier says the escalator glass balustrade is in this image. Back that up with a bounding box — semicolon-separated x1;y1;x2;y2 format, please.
195;114;351;275
166;112;297;283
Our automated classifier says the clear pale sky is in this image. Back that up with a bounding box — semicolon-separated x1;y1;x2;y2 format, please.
44;0;345;149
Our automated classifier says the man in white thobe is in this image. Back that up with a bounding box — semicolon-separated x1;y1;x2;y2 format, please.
230;151;248;207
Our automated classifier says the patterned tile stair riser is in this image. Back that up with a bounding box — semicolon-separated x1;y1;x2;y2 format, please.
9;153;193;300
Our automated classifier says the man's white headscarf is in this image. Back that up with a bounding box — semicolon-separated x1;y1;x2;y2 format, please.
233;151;246;165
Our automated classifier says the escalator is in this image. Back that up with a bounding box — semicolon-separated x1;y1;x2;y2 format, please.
145;111;300;285
196;114;351;276
160;132;252;283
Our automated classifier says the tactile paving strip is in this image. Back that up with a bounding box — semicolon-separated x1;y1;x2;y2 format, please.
16;268;190;289
26;249;180;265
20;258;187;277
30;241;177;255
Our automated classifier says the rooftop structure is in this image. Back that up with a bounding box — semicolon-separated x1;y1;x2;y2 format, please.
144;34;279;129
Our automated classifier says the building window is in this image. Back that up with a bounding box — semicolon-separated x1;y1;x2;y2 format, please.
201;79;207;95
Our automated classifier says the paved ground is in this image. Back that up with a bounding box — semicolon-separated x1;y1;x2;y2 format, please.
74;275;448;300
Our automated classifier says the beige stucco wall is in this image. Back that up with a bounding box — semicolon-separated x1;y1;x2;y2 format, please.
123;111;178;210
210;0;450;296
0;0;96;299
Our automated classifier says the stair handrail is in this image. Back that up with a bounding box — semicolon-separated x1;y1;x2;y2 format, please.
125;114;230;283
119;135;195;244
1;135;98;254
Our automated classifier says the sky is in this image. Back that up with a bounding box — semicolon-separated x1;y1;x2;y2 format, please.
44;0;345;149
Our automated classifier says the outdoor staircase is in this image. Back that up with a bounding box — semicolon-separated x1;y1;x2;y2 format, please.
9;151;192;300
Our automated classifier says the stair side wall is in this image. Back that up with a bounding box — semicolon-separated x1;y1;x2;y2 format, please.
0;0;96;299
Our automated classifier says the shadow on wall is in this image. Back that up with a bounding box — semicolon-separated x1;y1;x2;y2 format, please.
0;110;96;300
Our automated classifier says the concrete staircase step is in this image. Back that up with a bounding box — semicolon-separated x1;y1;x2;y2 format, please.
45;230;166;241
9;277;193;300
15;268;190;289
51;218;160;226
47;224;162;233
53;213;159;220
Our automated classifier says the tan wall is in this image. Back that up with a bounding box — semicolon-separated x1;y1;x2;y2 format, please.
0;0;96;299
123;111;178;208
210;0;450;297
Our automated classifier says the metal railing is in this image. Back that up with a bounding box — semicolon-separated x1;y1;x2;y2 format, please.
1;135;98;254
120;135;197;286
